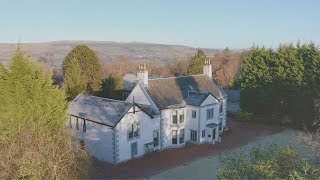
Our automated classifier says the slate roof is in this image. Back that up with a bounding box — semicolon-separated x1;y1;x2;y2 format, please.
123;73;162;92
68;94;133;127
145;75;226;110
185;91;210;106
123;74;138;92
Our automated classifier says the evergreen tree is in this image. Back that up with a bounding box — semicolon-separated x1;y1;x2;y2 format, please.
240;43;320;129
187;49;207;75
64;57;86;100
0;50;90;178
100;75;124;100
63;44;102;95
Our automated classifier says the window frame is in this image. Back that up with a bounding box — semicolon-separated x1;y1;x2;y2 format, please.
172;110;178;124
192;110;197;119
172;130;178;144
206;108;214;120
153;130;159;147
128;122;140;140
179;129;185;144
202;130;206;138
131;142;138;157
190;130;197;142
179;111;184;123
219;103;223;113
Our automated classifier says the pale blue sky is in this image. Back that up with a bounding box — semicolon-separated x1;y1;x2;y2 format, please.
0;0;319;48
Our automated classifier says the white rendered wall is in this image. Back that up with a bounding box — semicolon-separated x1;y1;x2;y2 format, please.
199;95;220;144
69;116;115;163
185;106;199;143
161;108;187;149
115;106;160;164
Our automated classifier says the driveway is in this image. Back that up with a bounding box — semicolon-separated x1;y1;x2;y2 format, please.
89;118;284;179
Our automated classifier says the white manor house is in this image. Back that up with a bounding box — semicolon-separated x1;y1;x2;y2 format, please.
68;59;228;164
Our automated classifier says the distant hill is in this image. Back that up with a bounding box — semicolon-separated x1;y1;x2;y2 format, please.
0;41;221;67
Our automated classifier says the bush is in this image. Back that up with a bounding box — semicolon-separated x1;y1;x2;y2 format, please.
218;144;320;179
235;111;253;122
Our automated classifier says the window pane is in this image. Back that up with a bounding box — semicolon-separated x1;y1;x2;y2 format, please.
190;130;197;142
131;142;138;157
192;111;196;118
172;110;178;124
172;130;177;144
179;129;184;143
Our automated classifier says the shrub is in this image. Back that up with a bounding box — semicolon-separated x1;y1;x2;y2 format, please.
235;111;253;122
218;144;320;179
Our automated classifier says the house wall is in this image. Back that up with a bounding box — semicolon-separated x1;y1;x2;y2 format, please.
161;108;187;149
114;106;160;164
220;98;228;129
199;95;220;144
185;106;200;143
68;116;115;164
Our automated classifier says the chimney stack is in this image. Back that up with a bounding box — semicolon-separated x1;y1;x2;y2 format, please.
203;58;212;78
137;63;148;86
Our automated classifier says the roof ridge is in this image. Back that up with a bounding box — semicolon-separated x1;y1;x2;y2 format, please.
79;93;133;104
148;74;206;81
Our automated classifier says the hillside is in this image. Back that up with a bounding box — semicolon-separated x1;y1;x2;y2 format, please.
0;41;221;66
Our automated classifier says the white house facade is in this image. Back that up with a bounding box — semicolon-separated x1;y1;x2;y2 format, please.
68;59;228;165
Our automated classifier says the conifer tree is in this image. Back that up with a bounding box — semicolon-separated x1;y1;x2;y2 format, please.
0;50;90;178
187;49;207;75
64;57;86;100
100;75;124;100
63;44;102;95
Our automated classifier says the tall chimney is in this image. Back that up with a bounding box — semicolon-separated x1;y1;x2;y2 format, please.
137;63;148;86
203;58;212;78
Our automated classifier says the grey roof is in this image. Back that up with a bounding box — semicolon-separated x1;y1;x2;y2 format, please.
135;103;159;117
123;74;138;92
185;91;209;106
68;94;133;127
145;75;226;110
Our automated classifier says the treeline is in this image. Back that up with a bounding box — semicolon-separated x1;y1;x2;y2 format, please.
101;48;242;88
62;45;242;101
240;43;320;129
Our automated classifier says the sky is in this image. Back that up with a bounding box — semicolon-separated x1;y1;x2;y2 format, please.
0;0;319;49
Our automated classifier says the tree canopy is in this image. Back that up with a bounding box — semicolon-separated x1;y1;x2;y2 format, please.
63;44;102;98
0;50;90;178
64;56;87;100
99;75;124;100
240;43;320;129
187;49;207;75
218;144;320;179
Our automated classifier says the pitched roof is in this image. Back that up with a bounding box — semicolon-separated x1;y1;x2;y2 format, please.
185;91;209;106
145;74;226;110
68;94;133;127
123;74;138;92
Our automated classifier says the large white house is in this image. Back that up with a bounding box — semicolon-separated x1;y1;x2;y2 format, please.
68;59;228;164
